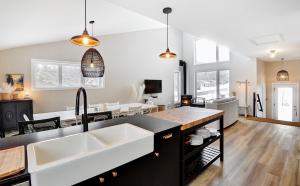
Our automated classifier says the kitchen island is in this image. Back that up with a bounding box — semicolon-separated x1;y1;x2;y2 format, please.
150;107;224;185
0;107;224;186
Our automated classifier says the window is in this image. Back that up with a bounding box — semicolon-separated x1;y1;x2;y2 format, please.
33;63;59;88
219;70;230;98
31;59;104;90
174;71;181;103
195;39;217;64
195;71;217;100
61;64;81;87
218;45;230;62
195;39;230;64
195;70;230;100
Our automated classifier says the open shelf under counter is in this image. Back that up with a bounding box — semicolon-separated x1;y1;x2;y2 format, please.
184;146;220;185
184;134;221;161
149;107;224;186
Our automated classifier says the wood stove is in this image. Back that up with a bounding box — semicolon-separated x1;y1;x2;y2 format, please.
181;95;193;106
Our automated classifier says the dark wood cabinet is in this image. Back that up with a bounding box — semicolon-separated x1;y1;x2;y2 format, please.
0;99;33;137
149;127;181;186
76;126;181;186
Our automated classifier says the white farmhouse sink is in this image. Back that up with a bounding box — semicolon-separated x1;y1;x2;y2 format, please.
27;123;154;186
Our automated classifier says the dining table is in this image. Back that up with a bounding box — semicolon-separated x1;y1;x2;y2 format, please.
33;103;158;122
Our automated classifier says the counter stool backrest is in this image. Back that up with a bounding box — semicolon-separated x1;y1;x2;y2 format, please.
18;117;61;135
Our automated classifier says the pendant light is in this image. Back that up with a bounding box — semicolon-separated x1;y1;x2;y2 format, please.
70;0;100;47
159;7;176;59
276;58;289;81
81;21;105;77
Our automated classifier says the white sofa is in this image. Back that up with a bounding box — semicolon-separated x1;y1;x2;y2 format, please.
205;97;239;129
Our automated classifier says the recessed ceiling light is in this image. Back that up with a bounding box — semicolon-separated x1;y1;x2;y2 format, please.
269;49;278;58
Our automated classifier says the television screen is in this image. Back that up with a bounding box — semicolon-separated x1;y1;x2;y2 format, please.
144;80;162;94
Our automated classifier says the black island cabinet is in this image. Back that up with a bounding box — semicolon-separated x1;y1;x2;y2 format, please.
76;126;181;186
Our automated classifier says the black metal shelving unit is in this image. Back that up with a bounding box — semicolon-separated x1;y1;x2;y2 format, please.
180;115;224;186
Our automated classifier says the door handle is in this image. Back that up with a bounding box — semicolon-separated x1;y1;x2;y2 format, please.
162;133;173;140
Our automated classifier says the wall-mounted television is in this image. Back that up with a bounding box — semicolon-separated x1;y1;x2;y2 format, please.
144;80;162;94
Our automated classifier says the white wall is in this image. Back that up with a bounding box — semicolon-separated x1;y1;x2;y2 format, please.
256;59;267;118
0;28;183;113
264;60;300;119
182;32;257;114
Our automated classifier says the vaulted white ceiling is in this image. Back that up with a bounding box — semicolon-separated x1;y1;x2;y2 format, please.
107;0;300;61
0;0;164;50
1;0;300;61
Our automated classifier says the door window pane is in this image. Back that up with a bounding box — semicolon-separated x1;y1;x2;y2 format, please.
219;70;230;98
195;39;217;64
62;65;81;87
277;87;293;121
33;63;59;88
196;71;217;100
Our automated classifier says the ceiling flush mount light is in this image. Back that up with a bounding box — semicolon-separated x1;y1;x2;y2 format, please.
159;7;176;59
81;48;105;77
276;58;289;81
269;49;277;58
70;0;99;47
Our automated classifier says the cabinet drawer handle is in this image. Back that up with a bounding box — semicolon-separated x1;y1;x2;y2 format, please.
163;133;173;140
112;171;118;177
99;177;105;183
154;152;160;158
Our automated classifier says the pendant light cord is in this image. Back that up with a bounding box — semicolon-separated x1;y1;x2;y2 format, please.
84;0;87;30
167;12;169;49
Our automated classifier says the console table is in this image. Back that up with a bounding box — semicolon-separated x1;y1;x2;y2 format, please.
0;99;33;138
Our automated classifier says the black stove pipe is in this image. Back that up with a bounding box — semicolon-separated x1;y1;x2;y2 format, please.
179;60;187;95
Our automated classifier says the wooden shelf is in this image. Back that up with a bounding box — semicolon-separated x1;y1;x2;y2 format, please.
184;147;220;184
184;134;220;161
179;113;224;186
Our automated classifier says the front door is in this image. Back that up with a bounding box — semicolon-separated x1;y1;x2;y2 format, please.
273;83;299;122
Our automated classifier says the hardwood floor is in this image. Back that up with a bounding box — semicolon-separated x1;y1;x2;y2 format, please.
189;119;300;186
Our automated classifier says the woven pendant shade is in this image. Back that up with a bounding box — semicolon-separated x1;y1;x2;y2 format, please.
81;48;105;77
276;70;289;81
276;58;289;81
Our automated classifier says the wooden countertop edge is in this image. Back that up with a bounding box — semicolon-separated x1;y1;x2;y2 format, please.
180;111;224;131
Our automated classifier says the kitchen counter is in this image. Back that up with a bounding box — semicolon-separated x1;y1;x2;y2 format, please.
149;106;224;131
0;115;180;185
149;107;224;185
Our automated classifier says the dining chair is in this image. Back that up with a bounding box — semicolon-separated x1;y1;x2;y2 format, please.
104;102;119;108
88;103;104;112
127;105;143;116
111;108;121;118
86;111;113;123
143;107;153;114
23;114;30;121
18;117;61;135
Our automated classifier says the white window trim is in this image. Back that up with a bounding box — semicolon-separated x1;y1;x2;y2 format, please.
31;59;105;91
194;69;230;99
193;39;231;65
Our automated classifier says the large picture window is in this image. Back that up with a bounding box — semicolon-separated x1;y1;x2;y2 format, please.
195;71;217;100
31;59;104;90
195;39;230;65
195;70;230;100
174;71;181;103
